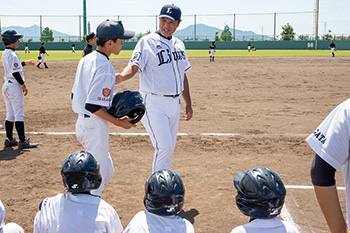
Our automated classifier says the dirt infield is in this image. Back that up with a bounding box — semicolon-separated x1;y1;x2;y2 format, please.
0;56;348;232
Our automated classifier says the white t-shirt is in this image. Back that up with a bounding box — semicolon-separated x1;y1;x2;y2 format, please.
2;48;24;85
33;193;123;233
124;211;194;233
0;200;24;233
306;98;350;226
129;32;191;96
72;51;115;115
231;218;299;233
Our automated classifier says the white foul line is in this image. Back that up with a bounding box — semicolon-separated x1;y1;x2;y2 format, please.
285;185;345;190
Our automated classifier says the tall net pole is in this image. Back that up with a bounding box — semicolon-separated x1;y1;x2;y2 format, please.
83;0;87;37
314;0;319;41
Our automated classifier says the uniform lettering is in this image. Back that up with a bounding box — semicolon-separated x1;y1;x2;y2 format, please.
313;129;327;144
156;49;186;66
97;97;111;101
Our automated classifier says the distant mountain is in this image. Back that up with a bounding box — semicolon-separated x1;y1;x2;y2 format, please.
174;24;272;40
1;25;78;42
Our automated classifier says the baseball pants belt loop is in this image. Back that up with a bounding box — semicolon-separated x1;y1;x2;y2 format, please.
84;114;90;118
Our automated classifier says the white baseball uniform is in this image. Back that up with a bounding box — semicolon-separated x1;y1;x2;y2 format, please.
124;211;194;233
129;31;191;173
33;193;123;233
2;48;25;122
230;218;299;233
0;200;24;233
306;98;350;227
72;51;115;197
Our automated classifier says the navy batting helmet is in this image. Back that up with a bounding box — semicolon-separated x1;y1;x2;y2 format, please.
144;170;185;216
107;90;145;124
234;166;286;219
61;151;102;193
1;30;23;44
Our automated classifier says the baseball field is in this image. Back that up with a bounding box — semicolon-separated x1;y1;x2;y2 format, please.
0;50;348;232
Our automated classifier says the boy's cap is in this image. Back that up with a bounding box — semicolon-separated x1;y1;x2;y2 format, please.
159;4;182;22
86;32;96;41
96;19;135;41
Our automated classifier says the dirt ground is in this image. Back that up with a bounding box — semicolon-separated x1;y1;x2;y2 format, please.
0;56;348;233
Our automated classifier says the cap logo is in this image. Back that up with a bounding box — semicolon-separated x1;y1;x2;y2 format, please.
166;7;172;14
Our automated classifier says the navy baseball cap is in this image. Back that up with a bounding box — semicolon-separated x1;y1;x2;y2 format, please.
96;19;135;41
159;4;182;22
86;32;96;41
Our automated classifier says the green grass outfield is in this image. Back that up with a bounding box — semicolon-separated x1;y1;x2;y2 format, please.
0;49;349;62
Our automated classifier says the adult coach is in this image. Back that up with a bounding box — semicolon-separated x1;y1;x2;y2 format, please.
33;151;123;233
329;40;336;57
37;42;49;69
71;19;135;197
1;30;38;149
306;99;350;233
116;4;193;173
209;41;215;62
83;32;96;57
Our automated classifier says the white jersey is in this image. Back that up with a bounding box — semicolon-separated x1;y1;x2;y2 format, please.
306;98;350;226
2;48;24;85
124;211;194;233
129;32;191;95
0;200;24;233
231;218;299;233
33;193;123;233
72;51;115;115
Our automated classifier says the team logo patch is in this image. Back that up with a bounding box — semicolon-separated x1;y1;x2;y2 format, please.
102;88;111;97
14;63;18;67
131;52;141;62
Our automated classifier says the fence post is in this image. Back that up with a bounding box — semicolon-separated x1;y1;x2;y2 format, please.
40;15;42;41
274;12;276;41
79;15;81;41
233;14;236;41
194;14;197;41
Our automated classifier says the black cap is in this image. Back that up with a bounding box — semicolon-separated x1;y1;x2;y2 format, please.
86;32;96;41
96;19;135;41
159;4;182;22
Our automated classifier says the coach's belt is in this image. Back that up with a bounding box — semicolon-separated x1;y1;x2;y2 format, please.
151;93;180;98
84;114;90;118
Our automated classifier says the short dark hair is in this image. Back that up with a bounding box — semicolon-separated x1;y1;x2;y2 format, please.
96;37;118;47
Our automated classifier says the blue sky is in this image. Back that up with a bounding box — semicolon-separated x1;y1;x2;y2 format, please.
0;0;349;38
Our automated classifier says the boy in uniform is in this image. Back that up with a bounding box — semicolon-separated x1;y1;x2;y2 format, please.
71;19;135;197
37;42;49;69
1;29;38;149
83;32;96;57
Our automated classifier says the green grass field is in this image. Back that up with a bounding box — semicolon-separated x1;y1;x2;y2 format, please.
0;49;349;62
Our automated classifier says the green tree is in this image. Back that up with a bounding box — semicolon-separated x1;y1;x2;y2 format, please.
214;31;221;41
324;30;333;40
40;27;54;42
136;30;151;41
298;35;310;41
220;25;232;41
28;39;33;43
280;23;295;41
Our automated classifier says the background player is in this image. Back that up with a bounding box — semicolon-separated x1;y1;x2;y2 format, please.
1;30;38;149
231;166;299;233
124;169;194;233
71;19;135;197
116;4;193;173
71;42;76;53
306;99;350;233
24;42;29;53
37;42;49;69
0;200;24;233
209;41;215;62
329;40;336;57
247;42;251;52
83;32;96;57
33;151;123;233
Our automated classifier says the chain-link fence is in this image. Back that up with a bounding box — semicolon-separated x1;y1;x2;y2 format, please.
0;11;349;42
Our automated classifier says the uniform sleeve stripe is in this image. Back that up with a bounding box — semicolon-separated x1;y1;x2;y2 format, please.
184;66;192;72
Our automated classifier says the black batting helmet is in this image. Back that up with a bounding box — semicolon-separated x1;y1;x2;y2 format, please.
234;166;286;219
107;90;145;124
61;151;102;193
1;30;23;44
144;170;185;216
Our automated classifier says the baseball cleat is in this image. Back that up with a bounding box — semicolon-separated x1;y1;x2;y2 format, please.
4;138;18;147
18;139;38;149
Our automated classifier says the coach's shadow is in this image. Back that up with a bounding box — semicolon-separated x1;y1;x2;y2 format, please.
178;208;199;224
0;147;25;161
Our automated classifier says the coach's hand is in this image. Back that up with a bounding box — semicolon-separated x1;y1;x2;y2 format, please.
22;84;28;96
25;59;35;66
